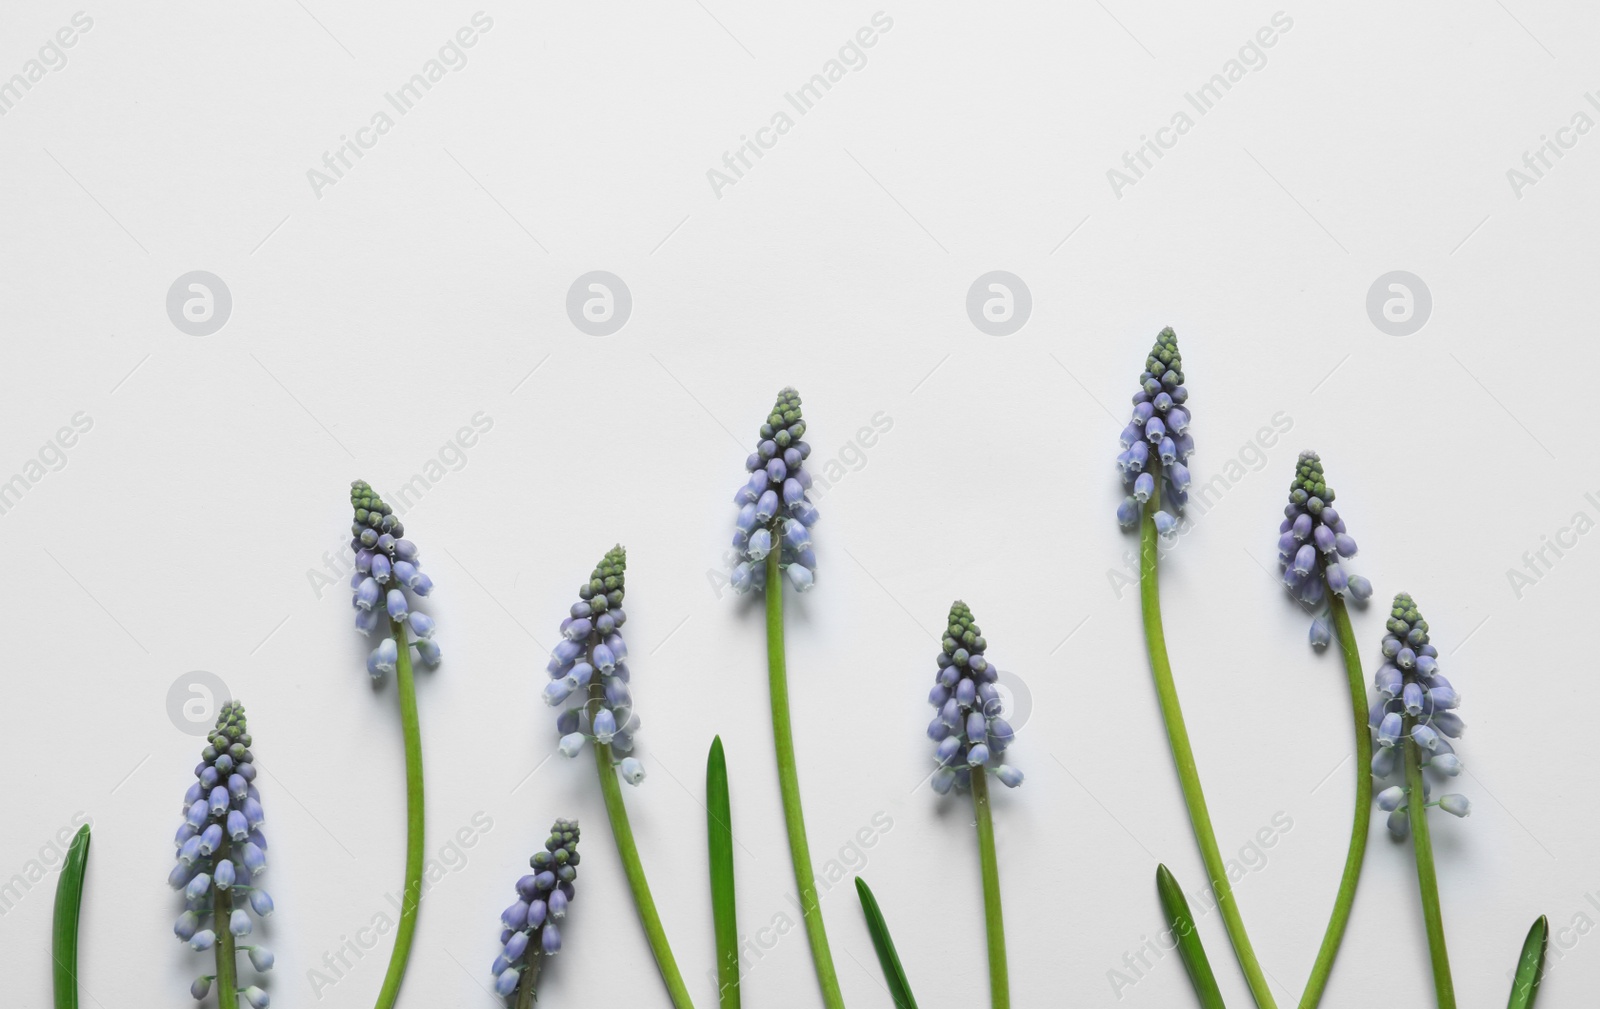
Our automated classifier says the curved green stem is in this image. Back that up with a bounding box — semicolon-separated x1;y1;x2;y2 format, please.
1296;595;1372;1008
214;837;240;1009
1140;481;1277;1009
594;741;697;1009
375;620;426;1009
1405;737;1456;1008
765;549;846;1009
969;770;1009;1009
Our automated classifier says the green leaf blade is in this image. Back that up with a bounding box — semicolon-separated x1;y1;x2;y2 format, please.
52;823;91;1009
1506;915;1548;1009
1156;864;1226;1009
707;736;739;1009
854;876;919;1009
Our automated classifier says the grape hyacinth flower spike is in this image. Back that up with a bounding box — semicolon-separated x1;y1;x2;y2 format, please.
543;547;695;1009
1369;594;1467;1008
490;819;580;1007
728;389;844;1009
1115;326;1193;540
728;386;819;596
347;480;439;1009
169;701;273;1009
1276;452;1376;1009
1116;330;1277;1009
1277;451;1373;649
926;601;1019;1008
545;546;643;785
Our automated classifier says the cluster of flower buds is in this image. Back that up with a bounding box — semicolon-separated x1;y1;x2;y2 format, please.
925;601;1022;795
544;547;645;785
1116;328;1194;537
168;701;274;1007
1276;452;1374;647
1368;594;1469;838
492;819;581;999
730;387;820;594
349;480;439;677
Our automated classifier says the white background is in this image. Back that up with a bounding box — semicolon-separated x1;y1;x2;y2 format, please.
0;2;1593;1007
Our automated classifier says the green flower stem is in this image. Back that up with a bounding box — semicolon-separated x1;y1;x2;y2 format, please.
765;549;846;1009
1140;482;1278;1009
969;770;1010;1009
213;837;240;1009
513;950;544;1009
1296;595;1372;1008
593;740;697;1009
1404;735;1456;1009
375;620;426;1009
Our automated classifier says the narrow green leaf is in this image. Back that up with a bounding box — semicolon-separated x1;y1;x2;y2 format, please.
1156;864;1226;1009
1506;915;1548;1009
52;823;91;1009
707;736;739;1009
854;876;919;1009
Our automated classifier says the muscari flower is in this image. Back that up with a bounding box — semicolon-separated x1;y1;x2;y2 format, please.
730;387;819;595
1276;452;1375;648
168;701;274;1001
349;480;440;678
491;818;581;999
925;601;1022;795
544;547;645;785
1368;593;1469;838
1116;328;1193;537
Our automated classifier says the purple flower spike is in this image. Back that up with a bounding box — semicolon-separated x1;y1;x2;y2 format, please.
1278;453;1372;646
728;388;820;595
349;480;440;679
1368;594;1469;825
1117;329;1192;531
169;701;274;1001
545;549;645;782
489;819;580;998
925;602;1022;794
